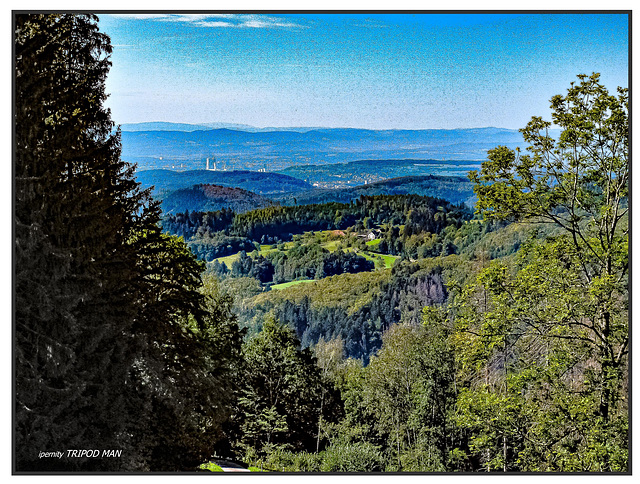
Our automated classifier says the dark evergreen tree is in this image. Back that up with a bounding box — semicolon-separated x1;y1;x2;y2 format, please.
250;255;275;283
15;13;147;471
209;259;230;278
14;14;244;472
125;245;244;470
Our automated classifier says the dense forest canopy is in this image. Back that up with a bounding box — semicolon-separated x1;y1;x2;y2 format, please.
14;13;628;474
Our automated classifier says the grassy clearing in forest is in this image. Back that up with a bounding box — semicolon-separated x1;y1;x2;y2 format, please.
212;230;398;271
366;238;381;247
372;252;399;269
213;252;241;269
271;279;316;290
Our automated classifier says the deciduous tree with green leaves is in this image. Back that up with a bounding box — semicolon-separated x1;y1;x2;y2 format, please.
232;318;327;464
363;315;455;472
458;73;628;471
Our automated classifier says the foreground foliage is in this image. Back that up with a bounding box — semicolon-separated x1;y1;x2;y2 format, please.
15;14;244;471
453;73;628;471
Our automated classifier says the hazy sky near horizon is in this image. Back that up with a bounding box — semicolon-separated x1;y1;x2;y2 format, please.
98;13;629;130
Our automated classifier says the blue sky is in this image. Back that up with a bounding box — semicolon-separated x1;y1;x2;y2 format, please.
98;13;629;130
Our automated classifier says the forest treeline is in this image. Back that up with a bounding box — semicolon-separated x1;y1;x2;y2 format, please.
163;193;471;243
271;173;476;207
14;14;628;474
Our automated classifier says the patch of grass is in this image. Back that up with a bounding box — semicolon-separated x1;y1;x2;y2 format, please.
358;250;398;269
271;279;316;290
212;252;241;269
366;238;381;247
320;239;341;252
248;466;265;472
377;253;399;268
199;462;224;472
254;246;278;257
342;246;398;270
210;245;278;270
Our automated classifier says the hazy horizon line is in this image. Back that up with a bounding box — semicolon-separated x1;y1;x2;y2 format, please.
118;121;528;132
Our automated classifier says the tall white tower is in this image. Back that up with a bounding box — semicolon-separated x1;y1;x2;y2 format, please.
206;156;217;170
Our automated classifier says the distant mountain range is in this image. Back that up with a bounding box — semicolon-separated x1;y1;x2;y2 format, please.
127;123;548;213
121;123;546;172
120;122;324;133
120;122;253;132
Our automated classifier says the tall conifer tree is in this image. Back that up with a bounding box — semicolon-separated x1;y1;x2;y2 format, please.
15;14;244;472
14;13;148;471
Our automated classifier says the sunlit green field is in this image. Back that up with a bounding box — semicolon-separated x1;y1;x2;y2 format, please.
270;279;316;290
210;230;398;272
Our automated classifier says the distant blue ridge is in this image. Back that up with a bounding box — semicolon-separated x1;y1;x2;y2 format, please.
121;125;552;173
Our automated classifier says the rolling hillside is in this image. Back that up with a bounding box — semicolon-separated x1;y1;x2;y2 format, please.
135;169;312;197
151;173;476;215
272;175;476;207
161;184;272;215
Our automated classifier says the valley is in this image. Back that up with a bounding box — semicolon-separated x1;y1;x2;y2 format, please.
133;124;523;362
31;114;630;472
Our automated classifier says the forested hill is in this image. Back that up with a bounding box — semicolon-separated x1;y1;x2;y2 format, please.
135;169;312;197
138;171;476;215
161;184;272;215
162;193;473;243
272;175;476;207
230;194;472;242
